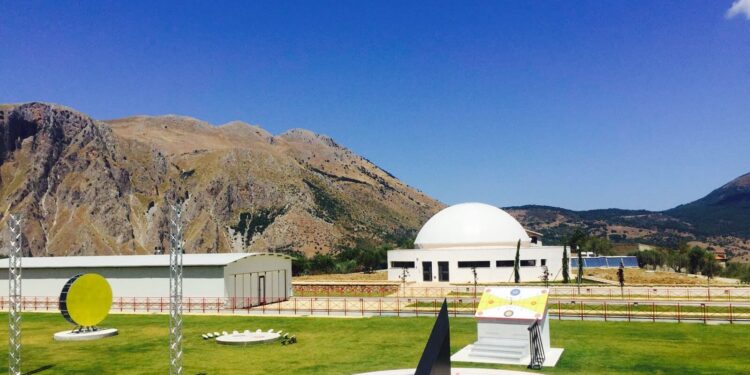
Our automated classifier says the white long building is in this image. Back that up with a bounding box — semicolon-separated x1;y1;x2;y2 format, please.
0;253;291;307
388;203;564;283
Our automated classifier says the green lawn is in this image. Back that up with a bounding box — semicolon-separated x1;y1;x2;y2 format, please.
0;313;748;374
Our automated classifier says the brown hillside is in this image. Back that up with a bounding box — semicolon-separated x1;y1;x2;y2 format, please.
0;103;444;257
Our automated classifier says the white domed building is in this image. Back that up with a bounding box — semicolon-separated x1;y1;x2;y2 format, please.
388;203;564;283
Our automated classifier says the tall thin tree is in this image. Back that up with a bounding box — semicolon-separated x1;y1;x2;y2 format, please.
562;245;570;284
576;245;584;294
514;239;521;284
471;266;479;310
563;245;570;284
617;259;625;299
399;267;410;297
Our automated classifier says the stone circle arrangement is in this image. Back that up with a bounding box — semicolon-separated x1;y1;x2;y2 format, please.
201;329;296;346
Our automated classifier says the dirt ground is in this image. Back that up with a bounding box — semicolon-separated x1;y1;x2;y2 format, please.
585;268;734;285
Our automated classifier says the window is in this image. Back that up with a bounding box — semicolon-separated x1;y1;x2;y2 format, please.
457;261;490;268
496;260;514;267
391;261;415;268
520;260;537;267
541;259;547;266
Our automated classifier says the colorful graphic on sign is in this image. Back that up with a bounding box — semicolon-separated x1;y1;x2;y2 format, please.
474;287;548;320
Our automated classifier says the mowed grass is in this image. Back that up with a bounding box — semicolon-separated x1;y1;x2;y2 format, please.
0;312;748;374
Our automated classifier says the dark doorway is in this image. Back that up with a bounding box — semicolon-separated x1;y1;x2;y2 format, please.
258;275;266;305
438;262;449;282
422;261;433;282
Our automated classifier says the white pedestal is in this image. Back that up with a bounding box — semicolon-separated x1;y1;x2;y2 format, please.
451;287;563;367
54;328;118;341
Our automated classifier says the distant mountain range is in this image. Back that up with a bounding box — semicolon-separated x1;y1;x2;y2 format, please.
0;102;443;257
506;172;750;261
2;102;748;262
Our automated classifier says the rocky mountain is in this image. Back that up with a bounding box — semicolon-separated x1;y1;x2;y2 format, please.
0;102;443;257
665;173;750;237
506;173;750;262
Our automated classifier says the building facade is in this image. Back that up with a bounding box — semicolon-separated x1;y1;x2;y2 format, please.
0;253;291;307
388;203;564;283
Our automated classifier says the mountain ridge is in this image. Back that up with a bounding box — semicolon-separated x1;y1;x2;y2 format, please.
506;172;750;261
2;102;748;262
0;102;444;257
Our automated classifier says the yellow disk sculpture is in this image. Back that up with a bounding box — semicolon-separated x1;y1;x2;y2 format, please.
59;273;113;328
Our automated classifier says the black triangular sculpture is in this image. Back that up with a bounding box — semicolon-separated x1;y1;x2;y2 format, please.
415;299;451;375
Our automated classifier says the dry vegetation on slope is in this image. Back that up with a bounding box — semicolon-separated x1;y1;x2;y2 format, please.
0;103;443;257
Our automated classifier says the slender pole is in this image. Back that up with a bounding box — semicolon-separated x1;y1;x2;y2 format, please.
169;203;184;375
8;214;22;375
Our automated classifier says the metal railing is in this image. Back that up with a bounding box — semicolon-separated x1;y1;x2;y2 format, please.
528;320;545;370
2;296;749;324
292;284;750;302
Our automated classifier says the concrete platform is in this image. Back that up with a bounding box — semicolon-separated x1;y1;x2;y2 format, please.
451;345;563;367
215;330;280;345
356;368;538;375
53;328;118;341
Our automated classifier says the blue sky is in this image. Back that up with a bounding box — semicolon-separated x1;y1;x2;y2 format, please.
1;1;749;210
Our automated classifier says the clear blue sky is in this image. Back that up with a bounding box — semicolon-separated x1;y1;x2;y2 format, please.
2;1;749;210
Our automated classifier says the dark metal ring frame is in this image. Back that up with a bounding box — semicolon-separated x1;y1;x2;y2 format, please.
58;274;82;325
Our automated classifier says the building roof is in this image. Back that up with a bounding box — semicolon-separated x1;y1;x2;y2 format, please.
0;253;291;269
414;202;531;249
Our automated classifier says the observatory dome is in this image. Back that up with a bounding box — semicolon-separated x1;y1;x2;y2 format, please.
414;203;531;249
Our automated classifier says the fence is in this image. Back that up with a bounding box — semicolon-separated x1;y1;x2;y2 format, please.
3;296;749;324
306;285;750;301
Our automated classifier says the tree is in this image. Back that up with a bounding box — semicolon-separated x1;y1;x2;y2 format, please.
562;245;570;284
357;247;387;273
677;241;691;255
577;244;584;292
514;239;521;283
667;250;688;273
291;251;310;276
309;252;336;274
582;236;613;256
568;228;587;253
334;259;357;274
688;246;708;274
703;252;720;289
471;267;479;300
540;266;550;288
720;262;750;284
399;266;410;295
617;259;625;298
634;249;665;270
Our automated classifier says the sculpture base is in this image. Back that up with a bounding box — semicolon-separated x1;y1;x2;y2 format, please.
355;368;538;375
451;345;564;367
215;331;281;346
54;328;118;341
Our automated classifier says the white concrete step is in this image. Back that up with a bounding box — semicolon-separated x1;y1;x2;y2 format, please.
470;345;527;360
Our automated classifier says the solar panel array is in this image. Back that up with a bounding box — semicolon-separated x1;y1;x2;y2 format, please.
570;256;638;269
